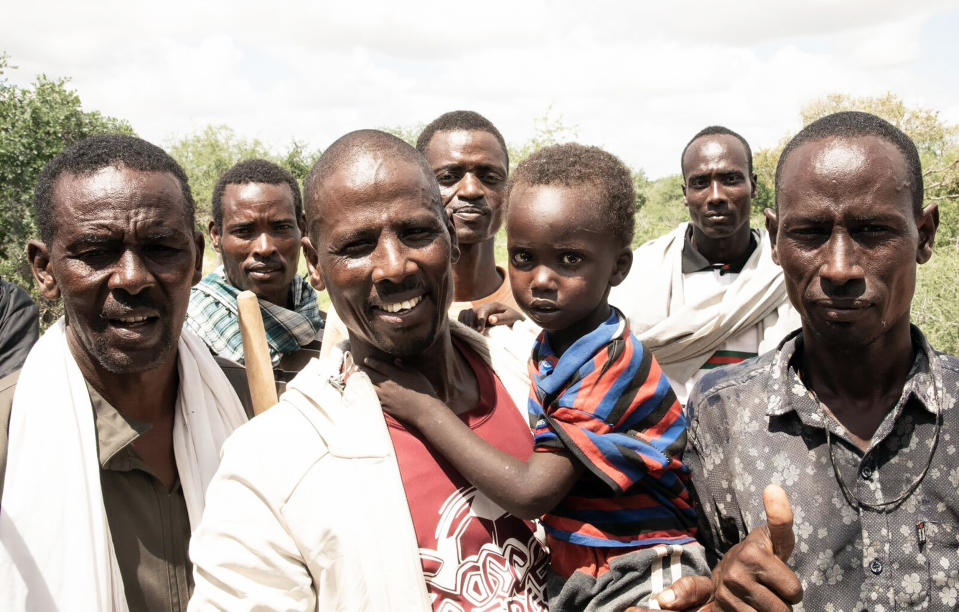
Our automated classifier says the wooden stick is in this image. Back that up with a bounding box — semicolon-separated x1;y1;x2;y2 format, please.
237;290;278;415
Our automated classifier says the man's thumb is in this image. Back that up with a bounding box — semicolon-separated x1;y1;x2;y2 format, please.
763;483;795;562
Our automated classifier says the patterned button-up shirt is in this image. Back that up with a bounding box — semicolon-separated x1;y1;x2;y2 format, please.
686;327;959;611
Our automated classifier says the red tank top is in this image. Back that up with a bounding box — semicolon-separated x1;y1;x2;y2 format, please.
385;341;548;611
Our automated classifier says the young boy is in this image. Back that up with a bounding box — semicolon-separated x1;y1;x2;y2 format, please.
366;143;708;610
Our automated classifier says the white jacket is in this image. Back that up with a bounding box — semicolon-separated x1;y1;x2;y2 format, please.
188;322;535;611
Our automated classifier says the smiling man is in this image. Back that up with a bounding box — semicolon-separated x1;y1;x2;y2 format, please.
683;111;959;611
189;130;549;611
611;126;799;405
0;134;250;611
186;159;324;378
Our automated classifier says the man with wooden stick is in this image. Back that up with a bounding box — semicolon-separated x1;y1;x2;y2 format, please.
186;159;324;384
188;130;551;610
0;134;252;611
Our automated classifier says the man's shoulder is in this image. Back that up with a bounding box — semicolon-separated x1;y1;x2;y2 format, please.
686;349;778;420
216;399;332;502
633;223;686;256
0;369;19;423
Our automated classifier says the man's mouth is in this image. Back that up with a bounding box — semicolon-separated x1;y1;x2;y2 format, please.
247;264;284;279
449;204;488;219
376;294;424;314
104;311;160;331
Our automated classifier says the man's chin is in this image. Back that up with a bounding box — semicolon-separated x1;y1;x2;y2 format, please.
91;335;178;374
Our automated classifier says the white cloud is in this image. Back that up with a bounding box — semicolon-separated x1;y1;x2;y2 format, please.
2;0;956;178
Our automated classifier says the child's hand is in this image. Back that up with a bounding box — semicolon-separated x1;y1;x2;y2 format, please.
362;356;445;427
457;301;525;334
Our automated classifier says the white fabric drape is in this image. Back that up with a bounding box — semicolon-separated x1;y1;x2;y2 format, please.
612;223;799;382
0;319;247;611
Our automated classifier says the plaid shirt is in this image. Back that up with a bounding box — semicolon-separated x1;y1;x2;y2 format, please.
185;267;323;366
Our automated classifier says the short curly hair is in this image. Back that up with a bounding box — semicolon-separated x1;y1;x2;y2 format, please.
507;143;635;248
681;125;753;179
416;110;509;168
211;159;302;231
34;134;195;244
775;111;923;215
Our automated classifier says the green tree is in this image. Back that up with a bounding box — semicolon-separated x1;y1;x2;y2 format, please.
167;125;320;230
752;93;959;353
0;53;134;322
507;106;579;171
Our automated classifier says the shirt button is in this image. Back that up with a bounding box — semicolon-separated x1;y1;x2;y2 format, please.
869;558;883;575
860;465;873;479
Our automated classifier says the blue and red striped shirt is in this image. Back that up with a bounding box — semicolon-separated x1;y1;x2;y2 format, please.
528;308;698;548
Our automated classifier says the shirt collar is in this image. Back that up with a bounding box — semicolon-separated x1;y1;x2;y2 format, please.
681;225;760;274
87;382;151;468
767;325;942;424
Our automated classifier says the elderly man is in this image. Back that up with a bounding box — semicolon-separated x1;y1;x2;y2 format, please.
189;130;548;610
0;134;251;611
611;126;799;404
186;159;324;379
682;111;956;610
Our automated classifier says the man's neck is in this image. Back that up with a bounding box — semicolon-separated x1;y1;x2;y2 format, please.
351;329;478;415
798;321;914;445
690;224;752;265
66;334;179;423
452;239;502;302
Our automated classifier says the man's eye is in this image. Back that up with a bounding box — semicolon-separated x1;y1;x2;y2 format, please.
146;244;180;256
78;249;112;262
337;241;373;256
561;253;583;265
689;178;708;189
722;174;743;184
436;172;459;185
404;228;436;242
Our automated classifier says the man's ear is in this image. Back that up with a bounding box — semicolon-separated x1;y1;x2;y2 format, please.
916;203;939;265
208;220;221;252
750;173;758;198
609;246;633;287
192;231;205;285
297;213;307;237
764;208;780;266
446;214;460;264
27;240;60;300
301;236;326;291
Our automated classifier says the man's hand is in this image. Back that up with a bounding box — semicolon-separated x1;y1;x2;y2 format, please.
363;357;445;427
457;301;524;334
709;484;803;611
625;575;714;611
628;485;801;612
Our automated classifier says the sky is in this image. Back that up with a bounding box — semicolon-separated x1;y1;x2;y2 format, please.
3;0;958;178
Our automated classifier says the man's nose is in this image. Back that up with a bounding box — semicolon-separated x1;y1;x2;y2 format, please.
371;236;416;284
456;173;484;201
109;249;154;294
821;232;865;286
251;232;278;257
707;179;726;204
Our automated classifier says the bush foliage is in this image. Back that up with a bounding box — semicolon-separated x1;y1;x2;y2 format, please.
0;52;956;352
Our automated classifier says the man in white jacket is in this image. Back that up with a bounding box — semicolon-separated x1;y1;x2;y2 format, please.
611;126;799;405
188;130;550;611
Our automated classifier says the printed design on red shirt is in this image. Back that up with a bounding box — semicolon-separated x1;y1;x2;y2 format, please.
419;485;548;612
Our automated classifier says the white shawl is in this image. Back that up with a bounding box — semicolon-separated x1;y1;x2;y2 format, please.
611;223;800;382
0;319;248;611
